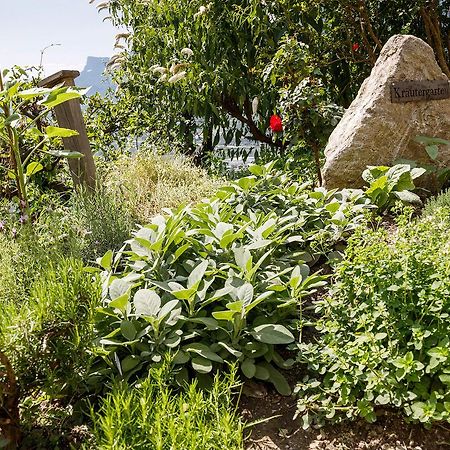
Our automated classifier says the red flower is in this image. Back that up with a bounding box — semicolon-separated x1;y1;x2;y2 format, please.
352;42;360;52
269;114;283;132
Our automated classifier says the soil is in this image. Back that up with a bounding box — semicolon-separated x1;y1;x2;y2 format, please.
240;389;450;450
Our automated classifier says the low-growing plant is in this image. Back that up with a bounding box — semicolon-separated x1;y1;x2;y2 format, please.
295;208;450;428
90;162;371;394
362;164;425;211
86;361;244;450
423;188;450;216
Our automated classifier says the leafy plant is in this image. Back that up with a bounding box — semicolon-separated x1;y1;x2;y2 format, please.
86;360;244;450
295;208;450;428
90;162;371;394
0;67;86;218
362;164;425;211
409;136;450;188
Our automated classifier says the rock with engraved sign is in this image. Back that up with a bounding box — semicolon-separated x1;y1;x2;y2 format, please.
322;35;450;191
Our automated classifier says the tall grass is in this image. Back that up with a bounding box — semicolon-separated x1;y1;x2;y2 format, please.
102;152;222;224
87;364;244;450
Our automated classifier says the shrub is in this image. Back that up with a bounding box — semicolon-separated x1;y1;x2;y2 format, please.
90;162;371;394
70;185;134;261
85;362;244;450
296;208;450;427
101;151;222;223
0;257;101;397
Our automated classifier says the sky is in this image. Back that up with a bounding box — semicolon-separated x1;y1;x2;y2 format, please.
0;0;118;76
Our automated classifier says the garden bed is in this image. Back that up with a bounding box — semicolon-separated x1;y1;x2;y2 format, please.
241;390;450;450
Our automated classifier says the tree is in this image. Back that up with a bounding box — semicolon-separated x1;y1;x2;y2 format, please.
92;0;449;169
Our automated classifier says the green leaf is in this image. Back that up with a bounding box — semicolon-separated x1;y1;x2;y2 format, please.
187;259;209;288
17;87;51;100
134;289;161;317
263;363;291;395
184;343;223;363
109;292;130;313
121;355;140;373
212;310;235;321
252;324;295;345
97;250;113;270
241;358;256;378
237;283;254;305
109;279;131;300
254;365;270;380
26;162;43;177
393;190;422;205
425;144;439;160
40;87;88;108
45;126;79;138
191;356;213;373
120;321;136;340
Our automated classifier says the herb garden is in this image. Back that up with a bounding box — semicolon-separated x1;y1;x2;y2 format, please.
1;1;450;449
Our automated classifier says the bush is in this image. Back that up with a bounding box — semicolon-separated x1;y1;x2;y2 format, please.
101;151;222;223
0;257;101;397
70;186;134;261
85;362;244;450
90;162;371;394
296;207;450;427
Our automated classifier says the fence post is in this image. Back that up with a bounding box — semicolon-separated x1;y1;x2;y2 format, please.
39;70;96;190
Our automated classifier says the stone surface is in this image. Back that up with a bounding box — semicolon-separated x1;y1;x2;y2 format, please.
322;34;450;190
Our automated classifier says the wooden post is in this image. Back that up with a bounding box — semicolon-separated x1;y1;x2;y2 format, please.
39;70;96;190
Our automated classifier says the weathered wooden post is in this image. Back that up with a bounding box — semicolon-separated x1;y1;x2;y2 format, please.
39;70;96;190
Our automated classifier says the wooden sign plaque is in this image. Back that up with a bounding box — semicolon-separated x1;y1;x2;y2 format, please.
390;80;449;103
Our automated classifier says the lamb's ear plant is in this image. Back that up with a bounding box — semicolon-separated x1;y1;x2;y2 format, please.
89;162;371;395
0;67;86;219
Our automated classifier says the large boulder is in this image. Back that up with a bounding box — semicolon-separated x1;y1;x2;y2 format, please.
322;35;450;190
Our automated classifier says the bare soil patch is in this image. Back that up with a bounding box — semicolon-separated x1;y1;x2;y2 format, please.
241;389;450;450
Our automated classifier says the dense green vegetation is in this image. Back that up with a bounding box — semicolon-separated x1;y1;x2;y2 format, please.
297;207;450;426
1;1;450;448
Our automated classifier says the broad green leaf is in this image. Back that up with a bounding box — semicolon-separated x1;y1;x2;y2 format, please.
241;358;256;378
393;190;422;204
252;324;295;345
254;365;270;380
40;87;88;108
183;343;223;362
263;363;291;395
45;126;79;138
26;162;43;177
134;289;161;317
237;283;254;305
120;321;137;340
158;299;180;320
109;292;129;313
425;144;439;160
17;87;51;100
109;279;131;300
191;356;213;373
97;250;113;270
121;355;140;373
187;259;209;288
212;310;236;321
